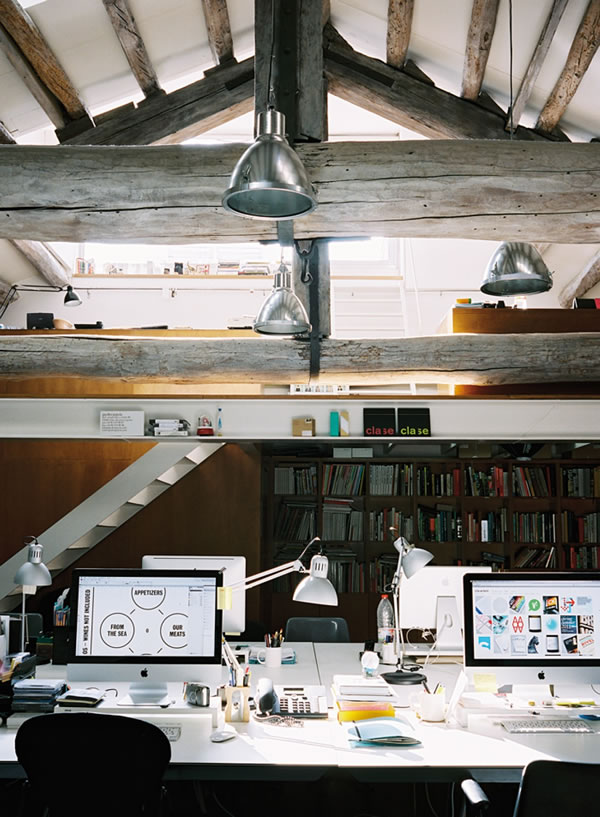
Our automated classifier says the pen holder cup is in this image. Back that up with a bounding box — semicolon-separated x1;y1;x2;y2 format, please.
225;686;250;723
255;647;282;667
411;690;447;722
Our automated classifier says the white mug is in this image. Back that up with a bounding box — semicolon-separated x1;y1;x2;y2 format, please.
381;643;397;665
256;647;282;667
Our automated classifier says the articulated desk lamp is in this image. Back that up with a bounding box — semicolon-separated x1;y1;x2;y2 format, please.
381;532;433;686
13;536;52;653
219;536;338;682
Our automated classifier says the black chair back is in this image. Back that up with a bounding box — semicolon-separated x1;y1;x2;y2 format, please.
514;760;600;817
285;616;350;642
16;712;171;817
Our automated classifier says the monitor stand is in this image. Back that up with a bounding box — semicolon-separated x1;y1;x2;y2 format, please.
117;681;172;707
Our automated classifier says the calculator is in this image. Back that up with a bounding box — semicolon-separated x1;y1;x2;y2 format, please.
274;685;328;719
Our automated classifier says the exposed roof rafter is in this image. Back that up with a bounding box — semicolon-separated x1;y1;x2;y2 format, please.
8;240;70;288
461;0;500;101
0;0;92;129
201;0;234;65
102;0;163;98
558;248;600;307
0;121;16;144
386;0;414;69
507;0;568;131
536;0;600;134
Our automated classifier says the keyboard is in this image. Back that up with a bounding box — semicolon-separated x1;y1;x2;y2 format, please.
500;718;595;734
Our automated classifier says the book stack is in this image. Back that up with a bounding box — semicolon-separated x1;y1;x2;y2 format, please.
148;418;190;436
331;674;396;723
7;678;68;728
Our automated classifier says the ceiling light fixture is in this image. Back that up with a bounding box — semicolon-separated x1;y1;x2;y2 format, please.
222;0;317;220
480;242;553;296
253;260;311;335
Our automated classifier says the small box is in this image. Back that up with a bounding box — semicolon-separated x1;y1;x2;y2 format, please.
292;417;316;437
340;410;350;436
329;411;340;437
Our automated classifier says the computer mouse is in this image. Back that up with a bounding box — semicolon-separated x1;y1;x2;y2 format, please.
210;729;237;743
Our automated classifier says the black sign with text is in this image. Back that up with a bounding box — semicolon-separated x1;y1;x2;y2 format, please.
363;408;396;437
397;408;431;437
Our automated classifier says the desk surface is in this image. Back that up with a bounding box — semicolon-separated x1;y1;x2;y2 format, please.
1;643;599;783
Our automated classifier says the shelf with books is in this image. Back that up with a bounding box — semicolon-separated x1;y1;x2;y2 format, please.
368;462;413;496
561;464;600;498
322;462;366;496
463;462;508;497
416;463;461;497
512;463;557;498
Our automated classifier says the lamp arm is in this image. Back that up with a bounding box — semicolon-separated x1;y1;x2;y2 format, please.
0;283;66;321
0;286;17;321
229;536;321;592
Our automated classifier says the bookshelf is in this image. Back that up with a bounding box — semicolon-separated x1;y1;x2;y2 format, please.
263;454;600;640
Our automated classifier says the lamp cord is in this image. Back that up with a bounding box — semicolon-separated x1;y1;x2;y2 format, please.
508;0;514;137
267;0;276;110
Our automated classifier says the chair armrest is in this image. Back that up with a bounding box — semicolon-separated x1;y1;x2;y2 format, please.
460;778;490;812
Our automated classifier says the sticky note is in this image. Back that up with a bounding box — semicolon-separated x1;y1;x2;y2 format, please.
473;673;498;693
218;587;232;610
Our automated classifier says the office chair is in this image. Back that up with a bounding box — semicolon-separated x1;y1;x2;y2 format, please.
285;616;350;642
460;759;600;816
15;712;171;817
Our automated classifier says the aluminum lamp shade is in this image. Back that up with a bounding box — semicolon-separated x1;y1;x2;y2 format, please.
292;555;338;606
14;538;52;587
63;285;82;306
223;109;317;220
481;242;553;296
253;263;311;335
402;546;434;578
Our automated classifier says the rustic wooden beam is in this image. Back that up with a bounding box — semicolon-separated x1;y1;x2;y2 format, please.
0;334;599;386
201;0;234;65
536;0;600;134
461;0;500;101
2;140;597;244
8;240;70;287
297;0;327;142
507;0;568;130
102;0;162;98
60;56;253;145
0;0;92;125
0;121;15;144
0;22;68;130
558;249;600;308
324;23;552;141
386;0;414;69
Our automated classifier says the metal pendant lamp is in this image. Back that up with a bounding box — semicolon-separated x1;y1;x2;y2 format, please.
480;242;553;296
253;261;311;335
63;285;82;306
223;108;317;220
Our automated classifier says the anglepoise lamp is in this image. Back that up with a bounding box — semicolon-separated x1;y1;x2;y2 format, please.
253;260;311;335
222;107;317;221
0;283;82;321
13;536;52;653
381;534;434;686
222;536;337;613
480;242;553;296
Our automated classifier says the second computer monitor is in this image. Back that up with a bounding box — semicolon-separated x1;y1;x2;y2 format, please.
142;555;246;635
399;565;492;651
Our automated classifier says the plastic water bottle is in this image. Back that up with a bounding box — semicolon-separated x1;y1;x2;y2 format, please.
376;594;394;643
216;407;223;437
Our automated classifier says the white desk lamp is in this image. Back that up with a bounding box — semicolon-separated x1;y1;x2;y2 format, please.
13;536;52;653
227;536;338;606
381;534;433;686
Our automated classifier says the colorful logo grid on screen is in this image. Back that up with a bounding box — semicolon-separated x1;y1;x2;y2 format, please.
474;591;595;658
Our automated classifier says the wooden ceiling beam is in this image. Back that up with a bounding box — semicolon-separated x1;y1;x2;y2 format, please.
102;0;163;98
201;0;234;65
0;121;16;144
0;333;599;386
324;23;553;141
507;0;568;131
558;249;600;307
461;0;500;101
537;0;600;134
0;21;68;130
59;56;253;145
0;140;598;244
8;240;70;287
0;0;92;128
386;0;414;69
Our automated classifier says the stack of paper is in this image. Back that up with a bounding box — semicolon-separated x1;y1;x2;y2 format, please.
332;674;395;701
12;679;68;712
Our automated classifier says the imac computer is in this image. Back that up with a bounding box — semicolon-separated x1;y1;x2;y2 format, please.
67;568;223;704
399;566;492;653
463;571;600;688
141;555;246;635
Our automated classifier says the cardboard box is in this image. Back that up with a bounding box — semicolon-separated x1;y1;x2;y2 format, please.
292;417;316;437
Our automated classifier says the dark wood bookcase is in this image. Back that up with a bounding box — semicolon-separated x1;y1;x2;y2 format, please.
262;454;600;641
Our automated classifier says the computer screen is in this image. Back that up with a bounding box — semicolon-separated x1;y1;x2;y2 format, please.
399;566;492;651
463;571;600;687
67;568;223;703
141;554;246;635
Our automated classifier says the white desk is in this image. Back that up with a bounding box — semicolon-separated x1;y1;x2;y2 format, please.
1;643;599;783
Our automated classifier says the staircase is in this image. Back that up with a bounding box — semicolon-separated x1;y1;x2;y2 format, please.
0;441;223;612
